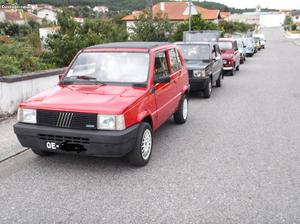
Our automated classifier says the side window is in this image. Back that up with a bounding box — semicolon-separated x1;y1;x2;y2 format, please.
212;46;216;59
168;49;181;73
215;45;221;58
154;52;170;79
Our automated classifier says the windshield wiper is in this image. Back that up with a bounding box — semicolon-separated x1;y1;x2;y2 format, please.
72;75;97;80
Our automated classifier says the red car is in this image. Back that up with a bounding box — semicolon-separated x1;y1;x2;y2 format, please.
218;38;240;75
14;42;190;166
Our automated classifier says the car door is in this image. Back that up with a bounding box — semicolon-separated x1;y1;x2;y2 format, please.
153;51;177;127
212;45;222;82
233;41;240;67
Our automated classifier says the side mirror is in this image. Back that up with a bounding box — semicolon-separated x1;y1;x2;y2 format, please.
155;75;171;84
58;74;64;81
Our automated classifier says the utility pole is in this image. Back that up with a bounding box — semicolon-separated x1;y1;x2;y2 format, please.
188;0;192;31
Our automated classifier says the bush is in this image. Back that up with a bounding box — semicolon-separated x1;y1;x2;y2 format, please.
46;10;128;67
291;24;297;31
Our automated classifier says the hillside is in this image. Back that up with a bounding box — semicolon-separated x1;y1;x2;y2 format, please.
18;0;278;13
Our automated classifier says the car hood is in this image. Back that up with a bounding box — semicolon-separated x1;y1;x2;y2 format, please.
185;60;210;70
221;53;234;60
21;84;147;114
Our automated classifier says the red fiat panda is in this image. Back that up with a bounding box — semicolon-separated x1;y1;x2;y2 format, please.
14;42;190;166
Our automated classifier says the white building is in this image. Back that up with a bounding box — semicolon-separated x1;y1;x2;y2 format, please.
0;10;5;23
37;8;57;23
39;26;60;48
93;6;109;13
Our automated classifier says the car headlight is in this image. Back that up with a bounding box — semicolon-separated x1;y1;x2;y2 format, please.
223;60;227;65
17;108;37;124
97;114;126;130
193;70;206;78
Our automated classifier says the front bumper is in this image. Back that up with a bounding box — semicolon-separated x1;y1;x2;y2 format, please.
14;123;140;157
189;77;210;91
222;66;233;71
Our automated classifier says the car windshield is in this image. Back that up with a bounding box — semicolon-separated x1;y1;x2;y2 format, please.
177;44;210;61
64;52;150;84
218;42;233;50
236;40;244;48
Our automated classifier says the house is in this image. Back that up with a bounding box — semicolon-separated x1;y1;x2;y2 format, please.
73;17;85;24
122;2;221;32
0;9;42;24
39;26;60;48
93;6;109;13
37;8;57;23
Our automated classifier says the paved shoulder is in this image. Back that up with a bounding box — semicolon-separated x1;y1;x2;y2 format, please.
0;117;26;162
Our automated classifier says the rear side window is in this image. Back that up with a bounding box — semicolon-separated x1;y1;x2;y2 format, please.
168;49;181;73
154;52;170;79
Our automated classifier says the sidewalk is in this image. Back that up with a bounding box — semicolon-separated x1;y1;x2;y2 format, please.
0;116;26;162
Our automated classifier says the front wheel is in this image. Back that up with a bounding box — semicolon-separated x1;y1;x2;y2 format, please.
127;122;153;166
216;72;222;87
174;94;188;124
203;78;212;98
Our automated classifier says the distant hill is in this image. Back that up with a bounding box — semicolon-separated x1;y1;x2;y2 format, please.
18;0;279;13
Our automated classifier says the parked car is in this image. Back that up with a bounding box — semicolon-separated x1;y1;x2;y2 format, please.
218;38;241;76
254;37;262;51
176;42;223;98
14;42;190;166
244;37;255;57
236;38;246;64
253;33;266;49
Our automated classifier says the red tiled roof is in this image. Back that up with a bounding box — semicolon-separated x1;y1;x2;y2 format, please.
3;10;23;21
122;2;220;21
195;6;220;20
0;9;42;22
152;2;189;20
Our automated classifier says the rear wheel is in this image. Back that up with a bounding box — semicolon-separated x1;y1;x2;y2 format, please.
127;122;153;166
174;95;188;124
31;148;54;156
216;72;222;87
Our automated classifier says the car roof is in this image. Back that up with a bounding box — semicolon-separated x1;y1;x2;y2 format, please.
219;38;236;42
175;41;215;46
87;42;170;50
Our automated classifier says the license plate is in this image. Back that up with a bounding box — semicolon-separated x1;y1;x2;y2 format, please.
46;142;60;150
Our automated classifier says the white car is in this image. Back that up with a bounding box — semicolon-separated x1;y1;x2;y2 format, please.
253;34;266;49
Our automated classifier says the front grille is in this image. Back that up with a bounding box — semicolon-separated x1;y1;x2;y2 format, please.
188;70;193;78
38;134;90;144
37;110;97;130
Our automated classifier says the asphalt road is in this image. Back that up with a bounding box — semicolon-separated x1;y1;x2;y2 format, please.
0;28;299;224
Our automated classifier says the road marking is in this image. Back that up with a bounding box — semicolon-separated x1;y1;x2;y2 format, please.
0;148;29;164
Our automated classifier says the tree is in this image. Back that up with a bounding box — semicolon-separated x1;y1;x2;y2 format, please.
130;9;173;41
46;9;128;67
171;15;219;41
283;15;294;31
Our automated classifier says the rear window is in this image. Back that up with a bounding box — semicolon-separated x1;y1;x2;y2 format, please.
218;42;233;50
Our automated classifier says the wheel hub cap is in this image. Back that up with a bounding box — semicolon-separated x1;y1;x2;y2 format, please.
141;129;152;160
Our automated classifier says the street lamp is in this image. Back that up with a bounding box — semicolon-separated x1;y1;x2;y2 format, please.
188;0;192;31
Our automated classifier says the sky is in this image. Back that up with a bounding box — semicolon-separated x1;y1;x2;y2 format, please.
203;0;300;10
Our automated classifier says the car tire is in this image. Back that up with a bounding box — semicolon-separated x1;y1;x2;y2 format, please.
31;148;54;156
127;122;153;166
203;78;212;98
216;72;222;87
174;94;188;124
